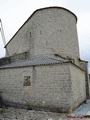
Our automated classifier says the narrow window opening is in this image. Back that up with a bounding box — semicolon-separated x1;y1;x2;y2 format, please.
30;32;31;38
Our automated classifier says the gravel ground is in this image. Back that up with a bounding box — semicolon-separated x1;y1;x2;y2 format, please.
0;107;89;120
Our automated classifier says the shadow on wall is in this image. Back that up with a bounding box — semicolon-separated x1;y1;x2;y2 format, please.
0;91;3;107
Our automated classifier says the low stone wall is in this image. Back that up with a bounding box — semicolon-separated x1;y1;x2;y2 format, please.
0;57;11;66
0;52;28;66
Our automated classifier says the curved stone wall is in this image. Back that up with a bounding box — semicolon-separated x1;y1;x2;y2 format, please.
6;7;80;60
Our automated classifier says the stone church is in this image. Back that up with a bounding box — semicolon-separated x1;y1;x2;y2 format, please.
0;7;89;113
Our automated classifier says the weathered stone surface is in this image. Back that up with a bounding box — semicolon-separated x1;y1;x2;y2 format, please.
0;52;28;66
79;61;89;99
0;63;86;113
0;7;88;114
0;57;11;66
5;7;79;63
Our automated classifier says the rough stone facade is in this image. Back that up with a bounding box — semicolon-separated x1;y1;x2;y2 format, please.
0;52;28;66
5;8;79;62
0;7;89;113
0;63;86;112
79;60;89;99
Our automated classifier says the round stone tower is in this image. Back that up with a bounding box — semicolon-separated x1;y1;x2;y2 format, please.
5;7;80;64
29;7;79;61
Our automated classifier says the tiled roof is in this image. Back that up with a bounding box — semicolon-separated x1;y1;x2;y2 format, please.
0;55;69;69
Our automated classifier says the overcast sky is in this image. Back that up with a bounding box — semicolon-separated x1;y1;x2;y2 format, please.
0;0;90;72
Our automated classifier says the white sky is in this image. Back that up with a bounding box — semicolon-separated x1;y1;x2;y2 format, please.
0;0;90;72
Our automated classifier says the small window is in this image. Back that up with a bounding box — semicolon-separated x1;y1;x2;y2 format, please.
23;76;31;86
30;32;31;38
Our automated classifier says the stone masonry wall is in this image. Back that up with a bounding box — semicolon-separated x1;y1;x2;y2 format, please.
6;7;80;62
31;64;71;112
0;57;11;66
79;61;89;99
0;64;71;112
0;67;32;105
32;8;79;60
0;63;86;112
70;64;86;110
0;52;28;66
